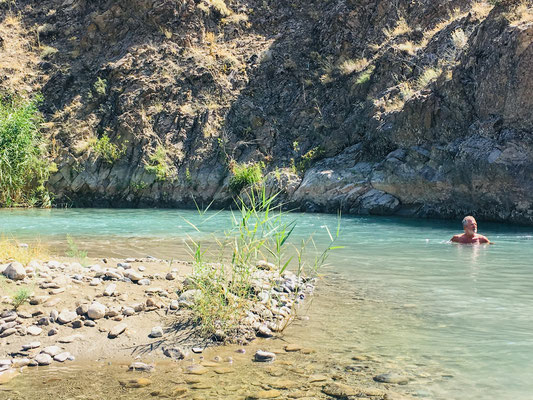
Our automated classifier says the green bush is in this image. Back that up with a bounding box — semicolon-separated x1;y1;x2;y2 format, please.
228;161;264;193
93;77;107;97
91;134;127;164
144;145;174;181
0;93;52;207
297;146;325;172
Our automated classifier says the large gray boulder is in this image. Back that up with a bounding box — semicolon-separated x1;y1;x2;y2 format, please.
3;262;26;281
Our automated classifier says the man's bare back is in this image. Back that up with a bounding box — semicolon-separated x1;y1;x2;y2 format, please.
450;216;491;244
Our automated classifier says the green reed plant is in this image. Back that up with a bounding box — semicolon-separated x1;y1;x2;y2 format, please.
65;234;88;264
12;287;31;310
184;185;342;336
228;161;264;194
0;93;52;207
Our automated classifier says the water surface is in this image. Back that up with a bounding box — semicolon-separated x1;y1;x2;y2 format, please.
1;208;532;399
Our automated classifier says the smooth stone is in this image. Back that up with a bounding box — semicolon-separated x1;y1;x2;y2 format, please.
50;309;59;322
0;328;16;338
71;320;83;329
373;373;411;385
11;358;31;368
21;341;41;350
129;362;155;372
0;360;11;367
132;303;145;312
117;262;131;269
163;347;187;360
49;287;65;295
122;307;135;316
309;374;328;383
165;272;176;280
41;346;62;357
108;323;127;338
191;347;203;354
138;279;151;286
169;300;179;310
149;326;163;338
84;320;96;327
27;326;43;336
87;302;106;320
89;278;100;286
3;262;26;280
30;296;49;305
104;283;116;296
53;352;71;362
125;270;143;282
254;350;276;362
257;325;274;338
105;307;120;317
284;344;302;352
48;328;58;336
214;367;233;374
0;369;19;385
76;304;89;315
119;378;152;388
35;353;53;366
57;310;77;324
185;365;208;375
58;334;82;343
322;383;358;398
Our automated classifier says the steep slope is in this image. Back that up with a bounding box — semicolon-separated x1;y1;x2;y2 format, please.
1;0;532;222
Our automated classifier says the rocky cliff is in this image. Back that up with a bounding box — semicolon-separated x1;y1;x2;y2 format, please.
1;0;532;222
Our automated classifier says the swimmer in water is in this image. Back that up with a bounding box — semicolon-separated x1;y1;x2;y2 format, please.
450;216;491;244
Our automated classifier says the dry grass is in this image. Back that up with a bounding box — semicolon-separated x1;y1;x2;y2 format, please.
338;58;369;75
507;2;533;25
0;236;49;265
383;17;412;39
0;13;39;93
221;13;249;25
451;28;468;50
395;41;419;55
198;0;231;17
417;67;442;89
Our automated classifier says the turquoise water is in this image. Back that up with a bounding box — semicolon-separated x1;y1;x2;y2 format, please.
1;208;533;399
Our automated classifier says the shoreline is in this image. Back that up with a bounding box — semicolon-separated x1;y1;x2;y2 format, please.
1;254;315;374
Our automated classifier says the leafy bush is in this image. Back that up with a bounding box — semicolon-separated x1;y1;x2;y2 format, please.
0;93;52;207
93;77;107;97
12;287;31;310
91;134;127;164
297;146;325;172
228;161;264;194
144;145;174;181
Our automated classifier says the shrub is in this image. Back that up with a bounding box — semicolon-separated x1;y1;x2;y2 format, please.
12;287;31;310
93;77;107;97
145;145;174;181
65;234;88;261
91;134;127;164
0;236;48;265
297;146;325;172
228;161;264;194
0;93;52;207
185;187;342;336
355;65;375;85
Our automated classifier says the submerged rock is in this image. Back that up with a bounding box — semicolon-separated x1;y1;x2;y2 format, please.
254;350;276;362
374;373;411;385
129;362;155;372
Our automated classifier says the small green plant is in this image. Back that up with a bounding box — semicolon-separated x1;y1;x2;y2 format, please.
144;145;174;181
93;77;107;97
297;146;325;172
0;93;52;207
185;167;192;184
65;234;88;261
228;161;264;194
91;134;127;164
12;287;31;310
40;46;58;59
355;65;375;85
292;141;300;152
130;180;147;191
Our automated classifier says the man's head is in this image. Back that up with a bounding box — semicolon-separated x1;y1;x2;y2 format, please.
462;216;477;235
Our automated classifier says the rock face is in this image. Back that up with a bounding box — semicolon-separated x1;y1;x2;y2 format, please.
5;1;532;224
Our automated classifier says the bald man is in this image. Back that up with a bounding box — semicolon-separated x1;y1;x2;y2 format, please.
450;216;491;244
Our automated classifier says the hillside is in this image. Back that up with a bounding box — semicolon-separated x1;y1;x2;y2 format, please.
1;0;532;222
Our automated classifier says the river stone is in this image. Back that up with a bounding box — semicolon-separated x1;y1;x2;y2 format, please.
57;310;77;324
129;362;155;372
0;360;11;367
137;278;151;286
58;334;82;343
270;379;298;389
41;346;62;357
373;373;411;385
254;350;276;362
0;369;19;385
3;262;26;280
117;262;131;269
104;283;116;296
108;323;127;338
257;325;274;338
11;358;31;368
149;326;163;338
35;353;53;366
256;260;276;271
322;383;358;398
163;347;187;360
90;278;100;286
30;296;49;305
132;303;145;312
22;341;41;350
173;386;188;396
125;270;143;282
26;326;42;336
309;374;328;383
1;312;17;323
214;367;233;374
165;272;176;280
122;307;135;316
84;320;96;327
246;389;282;399
105;307;120;318
76;304;89;315
169;300;179;310
185;364;208;375
49;287;65;295
0;328;16;338
50;309;59;322
88;302;106;320
120;378;152;388
105;270;123;280
53;352;71;362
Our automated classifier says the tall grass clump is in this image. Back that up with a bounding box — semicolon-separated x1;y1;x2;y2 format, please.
184;186;342;336
228;161;264;194
0;93;52;207
0;236;48;264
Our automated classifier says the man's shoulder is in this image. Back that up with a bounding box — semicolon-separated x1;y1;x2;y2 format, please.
451;234;463;242
476;234;490;243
